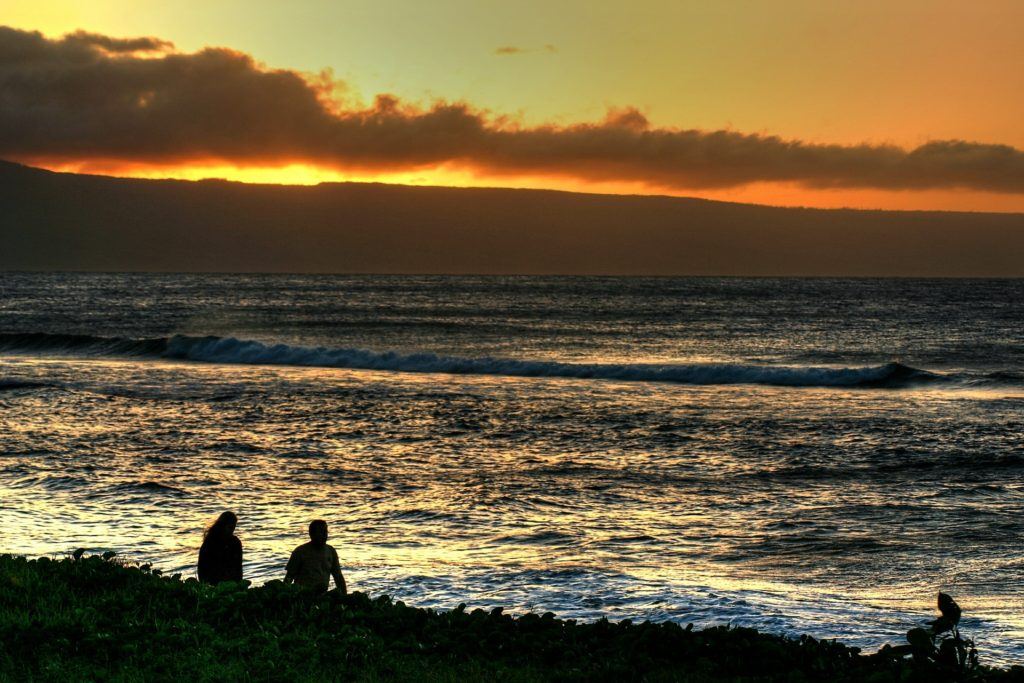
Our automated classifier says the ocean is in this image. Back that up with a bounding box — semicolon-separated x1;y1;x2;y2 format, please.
1;274;1022;663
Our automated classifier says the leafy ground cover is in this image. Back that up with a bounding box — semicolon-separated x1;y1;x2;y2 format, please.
1;553;1022;682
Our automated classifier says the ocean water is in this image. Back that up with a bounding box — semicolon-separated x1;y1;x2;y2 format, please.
1;274;1023;664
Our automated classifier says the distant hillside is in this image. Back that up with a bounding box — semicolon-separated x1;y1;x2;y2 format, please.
1;160;1022;275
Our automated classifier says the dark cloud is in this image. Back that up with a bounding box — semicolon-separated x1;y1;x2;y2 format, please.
495;44;557;55
2;26;1023;193
64;30;173;54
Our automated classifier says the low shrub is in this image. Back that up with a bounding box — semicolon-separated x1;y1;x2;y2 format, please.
1;553;1021;681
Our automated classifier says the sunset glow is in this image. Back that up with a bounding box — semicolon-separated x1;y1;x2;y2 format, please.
22;159;1024;213
2;0;1022;212
6;3;1024;675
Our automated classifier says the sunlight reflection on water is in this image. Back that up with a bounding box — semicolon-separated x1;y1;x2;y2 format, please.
2;274;1024;665
3;358;1024;664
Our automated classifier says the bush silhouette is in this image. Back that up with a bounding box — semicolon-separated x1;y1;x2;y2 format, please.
1;553;1020;682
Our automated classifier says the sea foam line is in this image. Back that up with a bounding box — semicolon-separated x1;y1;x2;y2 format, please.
163;335;935;388
0;332;942;388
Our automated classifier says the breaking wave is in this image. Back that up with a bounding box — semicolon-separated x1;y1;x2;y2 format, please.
0;332;958;388
0;378;58;392
0;332;166;357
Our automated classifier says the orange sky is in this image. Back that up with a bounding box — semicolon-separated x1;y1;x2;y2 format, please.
3;1;1024;212
31;159;1024;213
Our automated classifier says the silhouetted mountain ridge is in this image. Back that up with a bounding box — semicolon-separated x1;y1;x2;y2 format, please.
1;160;1022;275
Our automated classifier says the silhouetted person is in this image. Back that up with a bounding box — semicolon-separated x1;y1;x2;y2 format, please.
197;511;242;584
284;519;347;594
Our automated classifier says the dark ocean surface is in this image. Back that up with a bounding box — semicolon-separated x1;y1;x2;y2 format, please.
1;274;1022;663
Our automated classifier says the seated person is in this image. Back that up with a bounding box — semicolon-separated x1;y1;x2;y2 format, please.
198;511;243;584
284;519;347;593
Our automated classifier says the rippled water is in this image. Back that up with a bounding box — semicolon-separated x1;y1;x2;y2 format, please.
1;275;1023;664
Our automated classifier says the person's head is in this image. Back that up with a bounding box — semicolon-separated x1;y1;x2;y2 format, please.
205;511;238;540
308;519;328;545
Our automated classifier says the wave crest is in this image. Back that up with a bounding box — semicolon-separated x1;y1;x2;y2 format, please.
164;334;937;387
0;332;944;388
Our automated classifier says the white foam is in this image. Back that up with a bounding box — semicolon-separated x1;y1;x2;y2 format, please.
163;335;928;388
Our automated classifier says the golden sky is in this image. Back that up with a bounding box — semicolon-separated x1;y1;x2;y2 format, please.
3;0;1023;211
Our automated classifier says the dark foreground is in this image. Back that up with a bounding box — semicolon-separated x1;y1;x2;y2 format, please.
1;554;1021;682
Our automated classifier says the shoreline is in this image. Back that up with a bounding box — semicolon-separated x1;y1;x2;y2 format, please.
2;553;1018;681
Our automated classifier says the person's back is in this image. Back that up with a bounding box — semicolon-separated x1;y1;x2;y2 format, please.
198;511;243;584
285;519;346;593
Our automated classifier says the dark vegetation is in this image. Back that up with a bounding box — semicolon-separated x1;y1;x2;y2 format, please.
876;592;979;672
1;553;1022;682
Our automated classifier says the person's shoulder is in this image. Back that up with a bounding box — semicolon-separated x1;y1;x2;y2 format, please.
292;541;312;553
229;535;242;547
325;544;339;556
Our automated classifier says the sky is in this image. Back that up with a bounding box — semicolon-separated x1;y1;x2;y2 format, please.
2;0;1023;211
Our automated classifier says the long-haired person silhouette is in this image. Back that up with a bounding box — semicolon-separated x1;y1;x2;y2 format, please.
197;511;243;584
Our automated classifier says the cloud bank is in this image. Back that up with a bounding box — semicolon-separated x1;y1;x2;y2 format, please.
1;26;1023;193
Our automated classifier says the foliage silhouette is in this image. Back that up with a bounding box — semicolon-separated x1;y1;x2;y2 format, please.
2;553;1023;681
875;592;981;675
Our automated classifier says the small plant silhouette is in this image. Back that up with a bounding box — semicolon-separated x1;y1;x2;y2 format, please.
878;592;979;673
